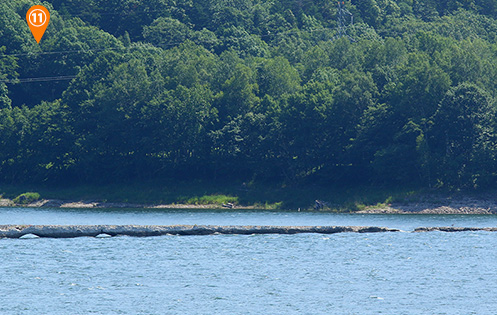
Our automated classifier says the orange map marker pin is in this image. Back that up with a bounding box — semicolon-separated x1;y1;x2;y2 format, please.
26;5;50;44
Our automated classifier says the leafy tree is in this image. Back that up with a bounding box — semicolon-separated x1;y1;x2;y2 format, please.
429;83;497;188
159;41;218;89
0;106;27;182
369;120;425;183
0;2;37;53
68;56;159;179
327;38;364;72
476;0;497;18
274;81;334;181
384;51;451;122
210;111;274;179
257;56;301;98
352;0;381;27
220;26;270;58
143;17;192;48
20;100;74;181
0;84;10;110
0;46;17;109
301;45;329;81
217;63;259;119
143;83;216;177
270;31;307;64
412;0;439;21
190;28;221;52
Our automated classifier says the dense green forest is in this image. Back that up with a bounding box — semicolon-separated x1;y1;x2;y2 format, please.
1;0;497;190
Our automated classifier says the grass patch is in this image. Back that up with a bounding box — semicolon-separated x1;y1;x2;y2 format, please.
13;192;40;205
180;194;238;205
353;203;367;212
254;201;283;210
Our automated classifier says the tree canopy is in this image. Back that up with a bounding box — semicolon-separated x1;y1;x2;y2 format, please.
1;0;497;189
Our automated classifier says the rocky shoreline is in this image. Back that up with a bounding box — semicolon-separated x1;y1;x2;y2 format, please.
357;196;497;214
2;196;497;214
0;198;255;209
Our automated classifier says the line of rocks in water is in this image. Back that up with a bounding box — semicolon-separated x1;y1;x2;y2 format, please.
0;225;398;238
1;225;497;238
413;227;497;232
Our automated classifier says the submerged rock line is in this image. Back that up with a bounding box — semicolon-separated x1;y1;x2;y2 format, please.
0;225;398;238
1;225;496;238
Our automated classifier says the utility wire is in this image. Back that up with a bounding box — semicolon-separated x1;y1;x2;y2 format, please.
0;47;127;57
0;24;348;84
1;0;344;57
0;75;78;84
0;26;336;58
0;2;353;83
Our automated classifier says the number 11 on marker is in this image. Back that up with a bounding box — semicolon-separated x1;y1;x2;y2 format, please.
26;5;50;44
31;12;44;24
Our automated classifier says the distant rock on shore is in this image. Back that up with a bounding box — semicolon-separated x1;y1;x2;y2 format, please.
0;199;13;207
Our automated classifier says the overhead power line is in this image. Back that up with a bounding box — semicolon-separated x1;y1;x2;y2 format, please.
0;75;78;84
0;47;128;58
0;3;350;84
0;26;336;58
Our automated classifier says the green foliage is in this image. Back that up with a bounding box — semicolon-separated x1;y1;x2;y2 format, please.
13;192;40;204
258;56;301;98
429;83;497;188
181;194;238;205
143;17;192;48
1;0;497;191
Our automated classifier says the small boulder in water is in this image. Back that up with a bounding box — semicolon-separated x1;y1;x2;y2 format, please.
20;233;40;239
95;233;112;238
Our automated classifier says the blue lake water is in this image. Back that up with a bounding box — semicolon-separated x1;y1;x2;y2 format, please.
1;207;497;314
3;207;497;230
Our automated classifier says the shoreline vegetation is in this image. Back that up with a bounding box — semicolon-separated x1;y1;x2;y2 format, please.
3;2;497;196
2;183;497;214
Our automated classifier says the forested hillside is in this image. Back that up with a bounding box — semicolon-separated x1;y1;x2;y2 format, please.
1;0;497;189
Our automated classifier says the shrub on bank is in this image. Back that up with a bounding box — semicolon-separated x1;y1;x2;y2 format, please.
182;194;238;205
13;192;41;205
